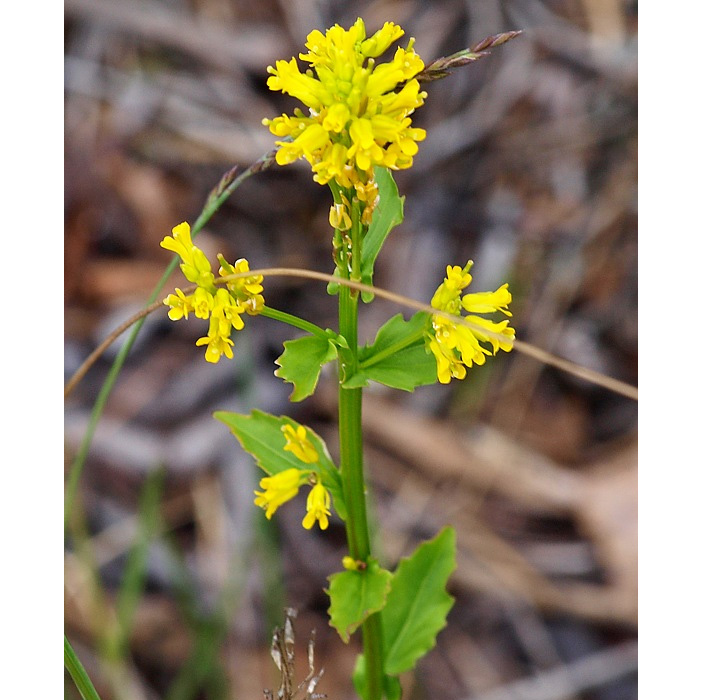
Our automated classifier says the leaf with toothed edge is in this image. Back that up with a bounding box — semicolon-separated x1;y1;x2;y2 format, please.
382;526;457;674
327;559;393;643
274;334;338;402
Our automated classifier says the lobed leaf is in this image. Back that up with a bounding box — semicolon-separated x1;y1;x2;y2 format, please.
274;334;338;402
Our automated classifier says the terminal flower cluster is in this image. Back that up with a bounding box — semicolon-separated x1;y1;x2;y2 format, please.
160;222;264;363
254;424;333;530
263;18;427;226
427;262;515;383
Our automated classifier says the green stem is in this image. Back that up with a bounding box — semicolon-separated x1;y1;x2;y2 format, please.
260;306;328;339
65;636;102;700
65;151;276;529
337;210;384;700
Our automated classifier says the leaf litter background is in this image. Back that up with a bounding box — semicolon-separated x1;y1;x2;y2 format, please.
64;0;638;698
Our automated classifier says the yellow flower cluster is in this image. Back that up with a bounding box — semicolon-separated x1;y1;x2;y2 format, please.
427;262;515;384
253;424;332;530
263;18;427;225
160;222;264;363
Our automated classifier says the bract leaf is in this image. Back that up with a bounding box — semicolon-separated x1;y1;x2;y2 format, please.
350;312;437;391
360;168;404;302
327;559;393;643
213;409;346;520
274;335;338;402
382;527;457;674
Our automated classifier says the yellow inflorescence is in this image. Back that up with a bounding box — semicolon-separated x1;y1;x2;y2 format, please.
263;18;427;224
160;222;264;363
427;262;515;384
253;423;333;530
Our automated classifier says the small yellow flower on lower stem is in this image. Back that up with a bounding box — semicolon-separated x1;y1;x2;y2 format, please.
342;556;359;571
282;424;319;464
254;468;307;519
302;482;331;530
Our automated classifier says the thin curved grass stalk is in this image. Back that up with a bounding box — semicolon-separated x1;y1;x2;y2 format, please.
64;149;279;530
65;268;638;403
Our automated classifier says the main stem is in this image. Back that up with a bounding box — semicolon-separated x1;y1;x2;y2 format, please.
338;282;384;700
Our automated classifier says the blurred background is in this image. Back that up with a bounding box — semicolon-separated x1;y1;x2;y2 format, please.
64;1;638;698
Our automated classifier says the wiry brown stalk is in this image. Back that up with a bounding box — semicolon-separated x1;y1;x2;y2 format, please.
64;267;638;402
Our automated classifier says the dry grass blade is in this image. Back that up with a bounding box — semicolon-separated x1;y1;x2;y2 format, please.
265;609;326;700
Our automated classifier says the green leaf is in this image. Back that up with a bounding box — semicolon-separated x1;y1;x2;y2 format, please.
360;168;404;302
213;410;346;520
352;655;402;700
341;370;370;389
274;334;338;402
382;527;457;675
327;559;393;643
345;312;437;391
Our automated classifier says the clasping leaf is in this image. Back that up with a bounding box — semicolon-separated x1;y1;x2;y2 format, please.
327;559;393;643
344;312;437;391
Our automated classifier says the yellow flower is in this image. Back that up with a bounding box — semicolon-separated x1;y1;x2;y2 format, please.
427;262;515;384
160;222;215;290
302;482;332;530
192;286;214;320
329;195;352;231
429;336;467;384
195;316;234;363
218;256;265;315
163;288;193;321
462;284;512;317
263;18;427;200
211;288;245;330
281;424;319;464
254;468;306;519
430;263;473;313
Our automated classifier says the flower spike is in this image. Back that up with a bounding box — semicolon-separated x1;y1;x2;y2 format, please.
263;18;427;222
